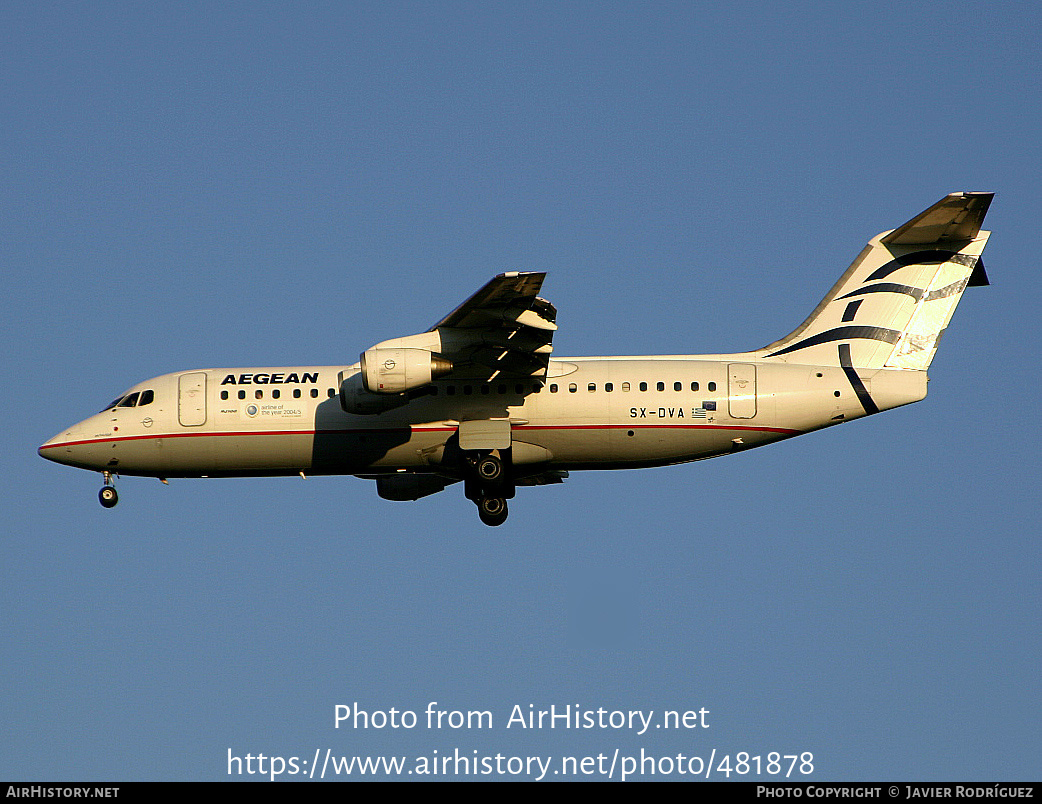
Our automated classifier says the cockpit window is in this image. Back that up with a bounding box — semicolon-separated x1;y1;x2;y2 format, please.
102;389;155;412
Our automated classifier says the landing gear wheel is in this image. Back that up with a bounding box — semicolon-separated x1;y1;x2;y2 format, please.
476;455;503;483
477;497;508;527
99;486;119;508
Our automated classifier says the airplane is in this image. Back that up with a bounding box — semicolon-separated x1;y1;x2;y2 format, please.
39;192;993;526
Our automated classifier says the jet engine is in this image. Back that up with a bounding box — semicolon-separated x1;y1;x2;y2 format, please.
375;474;454;501
360;348;453;394
339;372;410;415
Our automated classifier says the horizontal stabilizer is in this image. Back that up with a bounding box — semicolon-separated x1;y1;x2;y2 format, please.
881;192;993;245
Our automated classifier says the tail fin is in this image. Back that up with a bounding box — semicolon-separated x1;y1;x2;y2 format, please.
760;192;993;369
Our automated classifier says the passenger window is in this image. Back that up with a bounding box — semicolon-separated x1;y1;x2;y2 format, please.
605;382;613;392
639;382;648;392
327;388;335;398
118;392;140;407
221;391;229;401
238;390;246;400
708;382;717;391
691;382;699;391
550;384;558;393
310;388;319;398
568;383;577;393
272;389;280;399
656;382;665;392
622;382;630;392
515;384;524;394
588;383;596;392
293;389;301;398
674;382;682;391
255;390;263;399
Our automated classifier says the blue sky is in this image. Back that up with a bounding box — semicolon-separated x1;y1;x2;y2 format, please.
3;1;1039;781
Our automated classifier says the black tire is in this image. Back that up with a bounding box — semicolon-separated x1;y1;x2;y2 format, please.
477;497;508;527
99;486;118;508
476;455;503;483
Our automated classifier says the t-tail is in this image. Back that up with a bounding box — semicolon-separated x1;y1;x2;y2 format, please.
759;192;993;372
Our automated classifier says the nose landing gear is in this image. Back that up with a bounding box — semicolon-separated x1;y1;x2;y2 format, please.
98;472;118;508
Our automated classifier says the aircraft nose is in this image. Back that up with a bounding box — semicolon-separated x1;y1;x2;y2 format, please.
38;426;84;466
39;430;61;458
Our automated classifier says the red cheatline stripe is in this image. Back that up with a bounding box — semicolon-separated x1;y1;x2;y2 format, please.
513;424;800;434
40;422;801;450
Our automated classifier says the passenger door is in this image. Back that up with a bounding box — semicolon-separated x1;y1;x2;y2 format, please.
728;363;756;419
178;372;207;426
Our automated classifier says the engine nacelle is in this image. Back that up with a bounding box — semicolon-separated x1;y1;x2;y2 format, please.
375;474;454;501
339;372;410;415
360;348;452;394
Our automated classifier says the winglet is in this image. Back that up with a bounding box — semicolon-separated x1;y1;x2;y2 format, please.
880;192;994;245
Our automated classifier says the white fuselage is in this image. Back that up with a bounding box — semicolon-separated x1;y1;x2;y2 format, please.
37;193;991;525
38;356;928;479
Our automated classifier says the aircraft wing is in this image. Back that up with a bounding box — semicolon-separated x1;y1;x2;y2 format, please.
428;271;557;382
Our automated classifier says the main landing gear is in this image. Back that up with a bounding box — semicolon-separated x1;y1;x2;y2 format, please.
465;452;512;527
98;472;118;508
477;495;508;527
